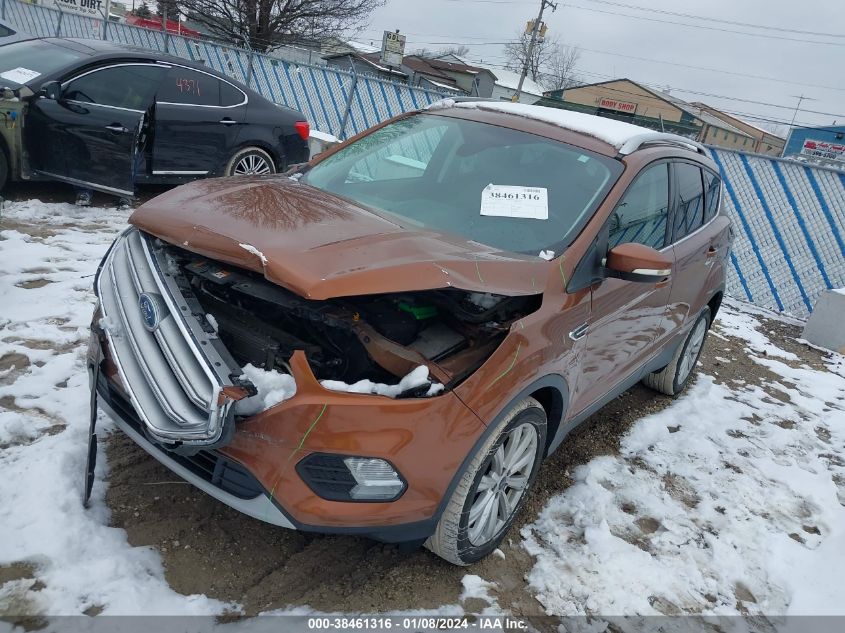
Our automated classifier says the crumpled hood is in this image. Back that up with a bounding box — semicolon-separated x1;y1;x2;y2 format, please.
130;176;549;300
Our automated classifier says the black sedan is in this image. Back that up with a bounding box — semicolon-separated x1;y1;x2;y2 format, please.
0;38;310;196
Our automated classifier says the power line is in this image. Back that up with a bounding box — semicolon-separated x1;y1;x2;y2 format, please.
582;0;845;39
564;4;845;47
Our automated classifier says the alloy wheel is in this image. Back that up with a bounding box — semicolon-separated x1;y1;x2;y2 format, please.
233;153;272;175
678;318;707;384
467;422;538;546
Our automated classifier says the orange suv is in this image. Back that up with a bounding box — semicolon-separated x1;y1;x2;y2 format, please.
88;101;732;565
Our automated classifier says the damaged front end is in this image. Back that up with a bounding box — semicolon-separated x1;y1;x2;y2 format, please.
168;239;541;397
94;227;541;453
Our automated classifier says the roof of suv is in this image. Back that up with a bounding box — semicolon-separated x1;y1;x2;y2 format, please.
429;100;708;159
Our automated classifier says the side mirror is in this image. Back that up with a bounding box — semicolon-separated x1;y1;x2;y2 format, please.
40;80;61;101
604;242;672;283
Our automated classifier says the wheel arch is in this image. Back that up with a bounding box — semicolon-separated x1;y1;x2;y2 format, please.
707;290;724;325
440;373;569;521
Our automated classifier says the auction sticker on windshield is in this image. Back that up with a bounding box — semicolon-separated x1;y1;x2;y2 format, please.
480;184;548;220
0;67;40;84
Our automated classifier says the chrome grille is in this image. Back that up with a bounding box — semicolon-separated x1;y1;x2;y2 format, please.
96;228;238;446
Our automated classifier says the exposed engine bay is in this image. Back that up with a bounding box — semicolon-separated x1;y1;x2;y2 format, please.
159;239;541;395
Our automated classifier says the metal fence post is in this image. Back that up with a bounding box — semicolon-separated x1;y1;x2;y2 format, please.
56;9;63;36
1;0;6;22
246;50;254;88
337;71;358;140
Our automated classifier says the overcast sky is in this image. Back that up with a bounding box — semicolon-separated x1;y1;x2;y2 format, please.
352;0;844;136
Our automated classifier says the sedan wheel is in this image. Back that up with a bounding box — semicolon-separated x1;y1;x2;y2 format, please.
225;147;276;177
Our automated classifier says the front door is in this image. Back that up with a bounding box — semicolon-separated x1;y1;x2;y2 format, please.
26;63;165;196
571;162;675;415
152;65;247;177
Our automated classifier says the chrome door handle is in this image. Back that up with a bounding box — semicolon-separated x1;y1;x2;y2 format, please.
219;118;237;125
569;322;589;341
105;123;129;133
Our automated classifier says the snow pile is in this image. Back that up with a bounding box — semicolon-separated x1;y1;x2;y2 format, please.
238;242;267;266
309;129;340;144
321;365;444;398
425;97;456;111
454;101;653;149
522;302;845;616
235;363;297;416
467;292;501;310
0;200;230;615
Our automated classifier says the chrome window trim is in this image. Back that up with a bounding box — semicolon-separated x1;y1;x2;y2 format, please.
60;62;167;110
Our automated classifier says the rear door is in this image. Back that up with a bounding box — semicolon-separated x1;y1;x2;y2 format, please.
666;163;725;330
570;162;675;415
151;65;247;176
26;63;165;196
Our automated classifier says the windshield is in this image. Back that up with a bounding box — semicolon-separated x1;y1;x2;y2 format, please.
0;40;84;88
302;113;622;256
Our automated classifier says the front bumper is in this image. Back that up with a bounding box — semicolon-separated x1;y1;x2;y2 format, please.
89;331;488;542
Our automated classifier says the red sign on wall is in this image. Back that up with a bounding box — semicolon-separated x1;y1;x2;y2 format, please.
599;98;637;114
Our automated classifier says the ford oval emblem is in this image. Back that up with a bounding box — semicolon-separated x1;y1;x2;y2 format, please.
139;293;164;332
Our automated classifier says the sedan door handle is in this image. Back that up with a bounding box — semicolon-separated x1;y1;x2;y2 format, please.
569;322;589;341
105;123;129;133
219;118;237;125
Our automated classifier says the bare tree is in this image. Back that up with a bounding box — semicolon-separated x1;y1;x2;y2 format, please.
503;31;557;83
135;1;152;17
541;45;581;92
413;45;469;60
179;0;384;52
156;0;179;19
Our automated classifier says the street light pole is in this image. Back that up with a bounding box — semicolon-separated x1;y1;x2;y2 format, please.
514;0;556;102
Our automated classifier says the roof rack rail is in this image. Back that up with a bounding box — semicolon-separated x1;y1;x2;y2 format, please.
617;132;708;156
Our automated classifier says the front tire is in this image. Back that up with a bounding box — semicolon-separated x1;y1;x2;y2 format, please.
642;307;711;396
224;147;276;177
425;397;546;565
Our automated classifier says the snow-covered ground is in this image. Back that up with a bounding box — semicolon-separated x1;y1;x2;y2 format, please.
522;302;845;617
1;199;844;621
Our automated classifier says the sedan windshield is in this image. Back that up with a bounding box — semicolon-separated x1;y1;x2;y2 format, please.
302;113;622;255
0;40;84;88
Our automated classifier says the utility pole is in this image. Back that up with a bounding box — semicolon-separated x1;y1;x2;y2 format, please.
789;94;816;130
515;0;556;102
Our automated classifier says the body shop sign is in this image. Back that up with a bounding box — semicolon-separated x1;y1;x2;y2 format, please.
51;0;104;17
599;97;637;114
801;139;845;162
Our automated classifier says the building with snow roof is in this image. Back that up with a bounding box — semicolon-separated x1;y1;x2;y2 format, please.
541;78;758;151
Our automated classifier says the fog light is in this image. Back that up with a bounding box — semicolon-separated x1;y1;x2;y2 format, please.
343;457;404;500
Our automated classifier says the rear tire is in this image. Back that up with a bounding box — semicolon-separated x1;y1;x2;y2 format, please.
224;147;276;177
425;397;546;565
642;307;711;396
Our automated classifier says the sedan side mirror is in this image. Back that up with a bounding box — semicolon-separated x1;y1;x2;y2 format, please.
604;242;672;283
40;80;61;101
